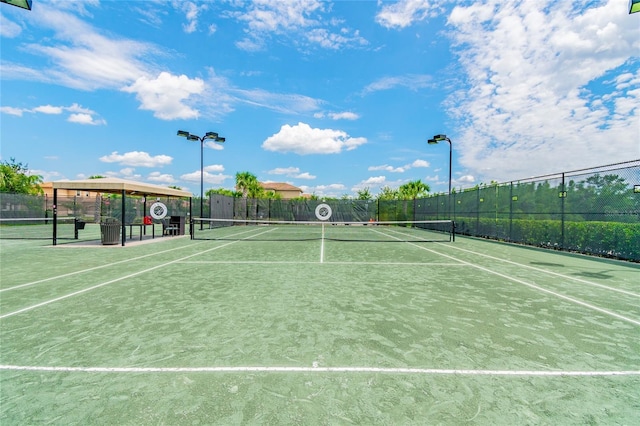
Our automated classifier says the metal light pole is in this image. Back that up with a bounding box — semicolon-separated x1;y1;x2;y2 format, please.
177;130;225;227
428;134;452;218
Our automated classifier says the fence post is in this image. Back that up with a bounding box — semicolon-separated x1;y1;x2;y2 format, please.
560;172;566;250
509;182;513;242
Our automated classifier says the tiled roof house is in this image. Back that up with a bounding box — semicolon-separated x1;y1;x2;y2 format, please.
259;182;303;199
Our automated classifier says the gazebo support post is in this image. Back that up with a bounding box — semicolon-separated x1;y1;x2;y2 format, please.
121;189;126;246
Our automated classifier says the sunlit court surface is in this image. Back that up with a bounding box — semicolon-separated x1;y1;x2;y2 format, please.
1;226;639;424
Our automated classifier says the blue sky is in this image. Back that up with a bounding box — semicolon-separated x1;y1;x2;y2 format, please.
1;0;638;198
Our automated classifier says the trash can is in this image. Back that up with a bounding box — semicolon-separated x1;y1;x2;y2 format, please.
74;218;86;240
100;220;121;245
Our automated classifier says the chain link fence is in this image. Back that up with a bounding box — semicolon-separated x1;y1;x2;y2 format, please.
1;161;638;260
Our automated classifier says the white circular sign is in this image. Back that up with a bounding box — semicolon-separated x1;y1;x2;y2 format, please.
150;202;168;220
315;203;332;221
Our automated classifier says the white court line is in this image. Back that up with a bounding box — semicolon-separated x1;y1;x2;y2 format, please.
320;223;325;263
0;243;204;293
439;242;640;298
370;228;640;327
0;228;277;320
1;364;638;377
384;227;639;298
178;260;466;266
1;227;264;293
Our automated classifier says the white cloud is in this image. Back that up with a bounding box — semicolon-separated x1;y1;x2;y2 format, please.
262;122;367;155
328;111;360;120
368;165;407;173
32;105;63;114
411;159;430;168
204;140;225;150
122;72;204;120
105;169;142;180
180;1;208;34
2;3;324;122
305;28;368;50
234;0;367;51
147;172;176;184
180;170;231;185
295;172;316;180
233;88;323;114
0;14;22;38
67;113;106;125
363;74;432;94
456;175;475;185
99;151;173;167
0;107;24;116
14;4;153;90
2;103;106;124
446;0;640;182
204;164;225;173
268;166;315;180
269;167;300;175
361;176;387;185
300;183;347;198
368;159;430;173
376;0;434;29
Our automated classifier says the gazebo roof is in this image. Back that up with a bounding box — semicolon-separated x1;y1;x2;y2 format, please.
51;177;192;198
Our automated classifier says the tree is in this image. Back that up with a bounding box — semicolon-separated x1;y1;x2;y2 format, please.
235;171;261;198
399;179;429;200
356;187;372;200
0;158;43;194
376;185;399;200
206;188;237;197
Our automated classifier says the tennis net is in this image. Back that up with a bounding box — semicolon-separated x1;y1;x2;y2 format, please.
192;218;455;242
0;217;79;240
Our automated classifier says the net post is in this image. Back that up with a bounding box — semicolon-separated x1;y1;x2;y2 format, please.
452;220;456;242
52;188;58;246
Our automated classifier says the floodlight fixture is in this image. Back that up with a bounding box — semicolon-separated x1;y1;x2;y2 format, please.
177;129;227;228
428;133;453;217
630;0;640;14
1;0;32;10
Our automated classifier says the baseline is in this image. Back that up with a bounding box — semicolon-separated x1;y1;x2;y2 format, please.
2;364;639;377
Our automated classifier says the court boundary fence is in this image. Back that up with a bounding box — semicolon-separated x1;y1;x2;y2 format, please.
1;160;638;261
210;160;638;262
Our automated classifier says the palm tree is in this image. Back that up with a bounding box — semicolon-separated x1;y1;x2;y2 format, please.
235;171;258;198
356;187;372;200
399;179;430;200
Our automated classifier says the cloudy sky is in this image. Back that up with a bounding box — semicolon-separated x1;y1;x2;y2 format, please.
1;0;638;198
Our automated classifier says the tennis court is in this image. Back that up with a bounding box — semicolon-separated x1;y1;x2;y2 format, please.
1;222;639;424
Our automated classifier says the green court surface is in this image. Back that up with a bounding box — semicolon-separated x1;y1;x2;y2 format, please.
1;225;639;424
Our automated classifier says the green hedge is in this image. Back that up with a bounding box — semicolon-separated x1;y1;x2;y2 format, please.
456;217;640;261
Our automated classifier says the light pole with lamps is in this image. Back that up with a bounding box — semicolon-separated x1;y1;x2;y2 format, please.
427;134;452;218
177;130;225;227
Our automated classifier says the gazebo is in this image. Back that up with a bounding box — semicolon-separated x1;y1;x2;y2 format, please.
51;178;192;246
